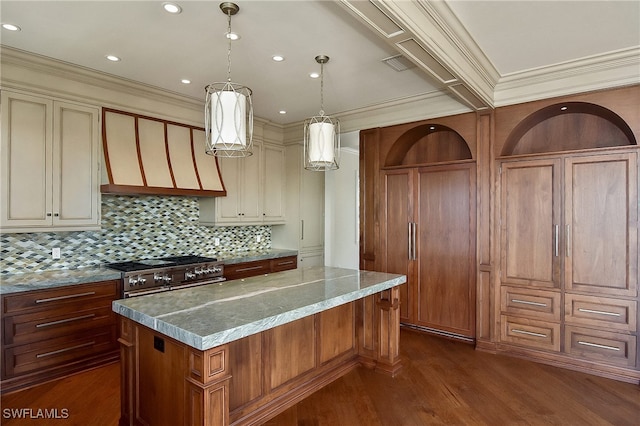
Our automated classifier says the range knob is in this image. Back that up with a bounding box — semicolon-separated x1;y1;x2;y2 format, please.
129;275;146;286
163;274;172;283
185;271;196;280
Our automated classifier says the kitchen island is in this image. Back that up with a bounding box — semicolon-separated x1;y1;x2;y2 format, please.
113;266;405;426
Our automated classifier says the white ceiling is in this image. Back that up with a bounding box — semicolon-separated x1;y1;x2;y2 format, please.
1;0;638;126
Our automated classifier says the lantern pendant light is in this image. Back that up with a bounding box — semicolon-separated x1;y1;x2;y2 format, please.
205;2;253;158
304;55;340;171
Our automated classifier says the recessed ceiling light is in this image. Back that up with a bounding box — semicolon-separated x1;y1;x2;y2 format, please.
279;110;287;115
2;23;21;31
226;32;240;41
163;2;182;14
181;79;191;84
272;55;284;62
429;126;436;130
560;106;568;111
105;55;121;62
309;72;319;79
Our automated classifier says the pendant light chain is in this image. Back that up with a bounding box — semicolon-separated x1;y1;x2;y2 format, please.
319;61;325;116
226;10;232;82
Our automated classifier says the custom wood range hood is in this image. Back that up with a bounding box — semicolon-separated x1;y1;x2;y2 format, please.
100;108;226;197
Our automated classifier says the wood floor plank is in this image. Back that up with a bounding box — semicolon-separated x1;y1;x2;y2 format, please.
2;329;639;425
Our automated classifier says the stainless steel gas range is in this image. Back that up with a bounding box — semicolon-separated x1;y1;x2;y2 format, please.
105;255;225;298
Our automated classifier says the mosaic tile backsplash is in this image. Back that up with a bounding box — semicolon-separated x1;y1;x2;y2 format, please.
0;195;271;275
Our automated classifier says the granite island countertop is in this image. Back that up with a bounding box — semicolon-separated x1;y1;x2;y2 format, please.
113;266;406;351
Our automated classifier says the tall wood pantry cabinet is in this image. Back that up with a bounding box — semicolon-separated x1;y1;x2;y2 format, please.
362;116;478;340
383;163;476;338
1;90;100;232
496;99;639;382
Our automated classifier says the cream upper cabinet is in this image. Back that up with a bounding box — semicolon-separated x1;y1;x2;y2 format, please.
271;144;325;267
262;143;286;222
1;91;100;232
200;140;286;225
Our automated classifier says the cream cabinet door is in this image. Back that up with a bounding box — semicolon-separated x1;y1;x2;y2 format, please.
300;166;324;252
240;141;262;222
1;91;100;231
1;91;53;228
262;143;285;223
214;141;262;224
53;101;100;227
215;156;242;223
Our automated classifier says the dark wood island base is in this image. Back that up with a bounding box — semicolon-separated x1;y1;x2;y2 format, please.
117;288;401;426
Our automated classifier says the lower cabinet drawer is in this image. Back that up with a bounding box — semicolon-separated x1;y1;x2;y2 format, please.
3;304;115;346
225;260;270;281
500;287;561;321
500;315;560;352
4;326;117;377
2;281;118;315
270;256;297;272
565;294;637;332
564;326;637;368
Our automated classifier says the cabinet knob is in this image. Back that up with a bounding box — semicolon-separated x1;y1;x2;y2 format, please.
54;213;59;217
46;213;52;217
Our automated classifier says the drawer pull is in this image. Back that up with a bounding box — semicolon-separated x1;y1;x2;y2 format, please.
36;341;95;358
235;265;266;273
577;308;621;317
276;260;294;266
511;329;547;338
511;299;547;307
36;313;96;328
577;341;620;351
35;291;96;304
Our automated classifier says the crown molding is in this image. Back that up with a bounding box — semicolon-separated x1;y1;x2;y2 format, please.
0;46;202;113
494;47;640;106
1;46;286;140
339;0;499;109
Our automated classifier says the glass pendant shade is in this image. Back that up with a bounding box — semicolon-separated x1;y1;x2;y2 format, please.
304;115;340;171
205;82;253;157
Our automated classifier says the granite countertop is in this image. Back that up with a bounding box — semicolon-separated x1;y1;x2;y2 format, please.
217;248;298;265
0;267;122;294
113;266;406;351
0;249;298;295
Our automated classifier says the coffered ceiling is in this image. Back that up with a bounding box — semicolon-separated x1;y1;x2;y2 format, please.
1;1;638;126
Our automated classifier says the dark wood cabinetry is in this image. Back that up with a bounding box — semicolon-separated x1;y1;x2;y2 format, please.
499;151;638;373
362;113;478;340
224;255;298;281
382;163;476;338
494;90;639;382
1;280;120;393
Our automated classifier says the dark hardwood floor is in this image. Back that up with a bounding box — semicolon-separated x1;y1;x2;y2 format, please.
2;329;639;425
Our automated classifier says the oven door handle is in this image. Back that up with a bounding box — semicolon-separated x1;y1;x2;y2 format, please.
124;286;171;298
170;277;227;291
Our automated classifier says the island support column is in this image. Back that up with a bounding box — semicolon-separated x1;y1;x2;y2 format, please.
118;317;232;426
357;286;402;376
